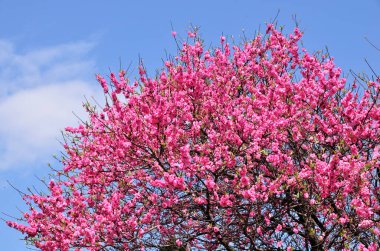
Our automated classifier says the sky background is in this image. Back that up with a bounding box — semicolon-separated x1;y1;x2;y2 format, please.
0;0;379;250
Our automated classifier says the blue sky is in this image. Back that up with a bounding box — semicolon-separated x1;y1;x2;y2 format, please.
0;0;379;250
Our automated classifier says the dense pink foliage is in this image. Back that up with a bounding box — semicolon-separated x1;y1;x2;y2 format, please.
8;25;380;250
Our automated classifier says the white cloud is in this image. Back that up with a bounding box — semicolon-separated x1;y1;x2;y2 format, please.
0;41;95;96
0;39;102;170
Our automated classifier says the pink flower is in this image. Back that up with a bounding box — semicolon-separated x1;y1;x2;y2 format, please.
358;220;373;228
220;36;226;43
205;178;216;190
240;176;250;187
188;31;196;38
219;195;232;207
176;239;182;246
293;227;299;234
257;226;263;236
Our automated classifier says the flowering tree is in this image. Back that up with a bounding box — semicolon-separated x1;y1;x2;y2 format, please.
7;24;380;251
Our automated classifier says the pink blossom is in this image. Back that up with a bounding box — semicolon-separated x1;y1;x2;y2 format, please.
176;239;182;246
8;23;380;251
188;31;196;38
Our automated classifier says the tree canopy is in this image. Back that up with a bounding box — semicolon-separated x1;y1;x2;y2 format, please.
8;24;380;251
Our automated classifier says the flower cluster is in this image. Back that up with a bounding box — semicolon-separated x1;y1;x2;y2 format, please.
8;25;380;250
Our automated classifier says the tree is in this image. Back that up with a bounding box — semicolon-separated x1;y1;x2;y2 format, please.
7;24;380;251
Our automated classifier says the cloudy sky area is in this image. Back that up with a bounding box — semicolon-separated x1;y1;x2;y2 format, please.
0;40;100;170
0;0;379;250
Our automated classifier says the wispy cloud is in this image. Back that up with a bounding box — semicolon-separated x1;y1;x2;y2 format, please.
0;39;102;170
